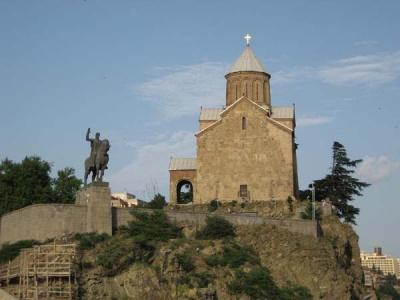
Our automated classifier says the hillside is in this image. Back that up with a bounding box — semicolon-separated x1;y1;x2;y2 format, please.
0;207;365;299
75;211;363;300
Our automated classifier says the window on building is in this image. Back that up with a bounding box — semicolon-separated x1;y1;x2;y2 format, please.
242;117;247;130
240;185;248;197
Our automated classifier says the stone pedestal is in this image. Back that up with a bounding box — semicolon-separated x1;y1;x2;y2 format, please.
76;182;112;235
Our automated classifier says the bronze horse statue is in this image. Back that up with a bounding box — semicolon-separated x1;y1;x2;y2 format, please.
84;139;110;185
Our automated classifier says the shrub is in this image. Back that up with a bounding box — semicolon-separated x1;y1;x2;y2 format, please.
204;243;258;268
229;200;237;207
176;251;195;272
228;266;281;299
192;272;212;288
96;236;153;276
196;216;235;239
228;266;313;300
207;199;219;212
128;210;182;246
280;285;313;300
74;232;109;250
146;193;167;209
0;240;40;263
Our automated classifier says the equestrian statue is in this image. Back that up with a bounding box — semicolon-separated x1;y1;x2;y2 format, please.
84;128;110;185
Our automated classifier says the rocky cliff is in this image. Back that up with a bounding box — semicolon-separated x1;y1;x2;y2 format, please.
76;213;364;300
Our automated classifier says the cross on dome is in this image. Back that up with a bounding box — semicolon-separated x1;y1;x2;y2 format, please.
244;33;252;46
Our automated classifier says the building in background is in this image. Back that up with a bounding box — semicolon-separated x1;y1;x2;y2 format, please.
361;247;400;279
111;192;146;208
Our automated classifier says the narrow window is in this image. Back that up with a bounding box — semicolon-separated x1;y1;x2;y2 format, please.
240;185;248;197
242;117;247;130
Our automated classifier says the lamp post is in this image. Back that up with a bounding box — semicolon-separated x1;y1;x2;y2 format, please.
309;183;316;220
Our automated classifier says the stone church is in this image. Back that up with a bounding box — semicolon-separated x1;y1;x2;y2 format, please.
169;38;299;204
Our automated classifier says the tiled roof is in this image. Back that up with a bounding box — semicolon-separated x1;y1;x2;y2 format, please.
169;158;197;171
228;46;267;74
199;108;223;121
271;106;294;119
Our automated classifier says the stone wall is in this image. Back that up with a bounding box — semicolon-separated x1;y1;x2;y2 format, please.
0;204;87;245
112;208;320;238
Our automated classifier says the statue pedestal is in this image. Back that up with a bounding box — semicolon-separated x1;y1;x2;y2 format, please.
76;182;112;235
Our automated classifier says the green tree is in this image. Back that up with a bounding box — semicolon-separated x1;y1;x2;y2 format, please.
53;167;82;203
0;156;82;215
314;141;370;224
147;193;167;209
0;157;53;214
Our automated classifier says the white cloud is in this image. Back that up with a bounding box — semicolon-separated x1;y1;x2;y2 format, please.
272;51;400;86
136;62;227;119
109;131;196;200
296;116;334;127
356;156;400;183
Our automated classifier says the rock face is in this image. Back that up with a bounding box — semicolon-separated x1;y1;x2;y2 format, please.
78;215;363;300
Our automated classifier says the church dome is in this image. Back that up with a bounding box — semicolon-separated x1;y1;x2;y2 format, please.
227;45;267;74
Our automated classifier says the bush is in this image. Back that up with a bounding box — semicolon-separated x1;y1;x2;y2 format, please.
204;243;258;268
196;216;235;239
176;251;195;272
280;285;313;300
74;232;109;250
228;266;281;299
207;199;219;212
0;240;40;263
96;236;153;276
128;210;182;246
146;193;167;209
228;266;313;300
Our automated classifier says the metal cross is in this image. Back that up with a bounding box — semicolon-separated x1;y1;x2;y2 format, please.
244;33;252;46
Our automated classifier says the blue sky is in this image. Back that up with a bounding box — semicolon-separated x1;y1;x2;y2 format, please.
0;1;399;256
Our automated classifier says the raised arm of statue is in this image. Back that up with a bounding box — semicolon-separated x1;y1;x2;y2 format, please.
86;128;91;142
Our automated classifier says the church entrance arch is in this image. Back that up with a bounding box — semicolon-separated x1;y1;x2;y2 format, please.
177;180;193;204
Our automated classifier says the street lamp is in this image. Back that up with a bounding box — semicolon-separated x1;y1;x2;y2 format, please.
308;183;316;221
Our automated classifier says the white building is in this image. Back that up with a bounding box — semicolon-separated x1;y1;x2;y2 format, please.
111;192;145;208
361;247;400;278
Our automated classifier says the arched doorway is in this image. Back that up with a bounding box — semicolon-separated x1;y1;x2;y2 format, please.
177;180;193;204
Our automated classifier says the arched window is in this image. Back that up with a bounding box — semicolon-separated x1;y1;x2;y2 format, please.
177;180;193;204
242;117;247;130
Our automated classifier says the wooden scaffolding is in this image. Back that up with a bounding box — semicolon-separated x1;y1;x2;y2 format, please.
0;243;76;300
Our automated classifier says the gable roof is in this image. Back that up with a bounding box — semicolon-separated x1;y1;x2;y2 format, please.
228;46;267;74
196;97;293;137
169;158;197;171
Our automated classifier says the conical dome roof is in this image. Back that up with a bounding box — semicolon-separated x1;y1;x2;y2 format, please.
228;45;267;74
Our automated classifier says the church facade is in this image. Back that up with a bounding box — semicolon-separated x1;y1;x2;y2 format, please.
169;40;299;204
